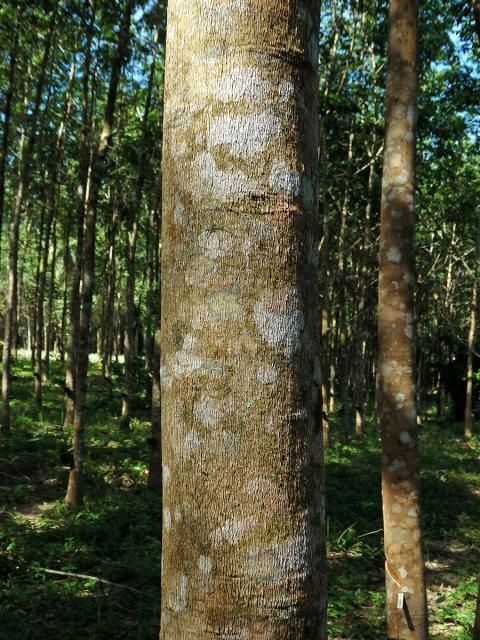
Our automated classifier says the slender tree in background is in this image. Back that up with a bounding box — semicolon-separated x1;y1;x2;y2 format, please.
65;0;134;508
121;26;159;430
464;232;479;439
34;57;75;408
0;5;21;252
1;7;57;433
64;1;96;427
377;0;429;638
160;0;325;637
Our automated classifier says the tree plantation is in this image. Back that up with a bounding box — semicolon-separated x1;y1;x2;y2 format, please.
0;1;479;639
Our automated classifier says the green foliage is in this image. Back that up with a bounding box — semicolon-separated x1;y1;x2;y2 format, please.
0;359;160;640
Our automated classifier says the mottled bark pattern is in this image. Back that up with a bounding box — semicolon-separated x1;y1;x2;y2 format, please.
378;1;428;638
160;1;325;638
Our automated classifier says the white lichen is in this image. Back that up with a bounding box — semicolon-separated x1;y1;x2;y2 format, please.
168;574;188;614
253;287;305;357
256;366;278;384
211;516;255;545
278;81;294;101
198;555;213;574
198;229;233;259
268;159;300;196
387;247;402;263
214;67;270;103
164;508;172;532
207;113;281;158
399;430;412;445
163;465;172;487
192;152;258;201
193;396;225;428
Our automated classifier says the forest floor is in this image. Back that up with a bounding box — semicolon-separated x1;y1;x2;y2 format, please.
0;358;479;639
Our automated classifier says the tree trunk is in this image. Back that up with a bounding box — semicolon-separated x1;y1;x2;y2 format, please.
65;0;133;508
0;5;21;255
60;221;70;363
1;7;57;433
64;4;96;427
102;191;119;399
35;57;75;406
148;325;162;489
464;232;479;439
121;28;159;430
45;221;57;380
377;1;428;638
160;2;325;638
148;182;162;487
319;123;331;448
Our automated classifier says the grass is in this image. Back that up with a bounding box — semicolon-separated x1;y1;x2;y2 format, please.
0;358;479;639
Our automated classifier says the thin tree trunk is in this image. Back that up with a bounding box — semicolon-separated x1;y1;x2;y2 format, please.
377;1;428;638
60;221;70;364
147;180;162;486
45;221;57;380
34;57;75;407
319;123;331;448
1;8;57;433
465;232;479;439
65;0;134;508
64;5;96;427
160;2;325;638
148;324;161;489
0;5;21;255
102;186;119;399
121;28;159;430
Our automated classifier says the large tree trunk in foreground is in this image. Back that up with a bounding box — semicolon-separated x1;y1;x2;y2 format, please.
65;0;133;507
160;1;325;638
377;1;428;638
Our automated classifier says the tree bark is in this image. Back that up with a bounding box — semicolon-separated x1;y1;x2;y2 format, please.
377;1;428;638
0;5;21;255
35;57;75;406
148;324;162;489
64;3;96;427
1;7;57;433
121;27;159;430
160;2;325;638
148;180;162;487
45;220;57;379
464;231;479;439
65;0;134;508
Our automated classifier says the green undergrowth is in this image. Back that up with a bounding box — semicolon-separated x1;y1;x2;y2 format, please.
0;359;479;639
326;416;480;639
0;359;160;640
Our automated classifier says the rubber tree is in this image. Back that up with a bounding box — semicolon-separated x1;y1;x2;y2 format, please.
65;0;134;508
159;1;325;638
1;6;57;433
377;0;429;638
